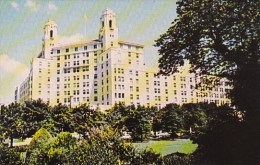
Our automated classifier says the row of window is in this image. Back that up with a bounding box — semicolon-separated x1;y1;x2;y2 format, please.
56;45;98;55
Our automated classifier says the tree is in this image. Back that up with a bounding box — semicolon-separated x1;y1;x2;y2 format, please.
155;1;260;163
126;106;152;141
29;128;52;149
157;104;184;138
49;104;72;134
191;105;242;165
181;103;209;136
26;128;53;164
71;104;104;139
155;0;260;113
21;99;50;139
0;143;22;165
0;103;23;147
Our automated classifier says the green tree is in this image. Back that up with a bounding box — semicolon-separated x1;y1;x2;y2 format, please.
0;103;23;147
21;99;50;139
191;105;242;165
181;103;209;136
26;128;52;164
72;104;104;139
106;102;132;131
155;0;260;164
157;104;184;138
49;104;72;134
47;132;77;164
29;128;52;149
0;143;22;165
126;106;152;141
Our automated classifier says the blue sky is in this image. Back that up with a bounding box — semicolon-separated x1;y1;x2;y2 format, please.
0;0;177;104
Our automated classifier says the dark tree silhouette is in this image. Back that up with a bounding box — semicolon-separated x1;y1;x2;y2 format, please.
155;0;260;164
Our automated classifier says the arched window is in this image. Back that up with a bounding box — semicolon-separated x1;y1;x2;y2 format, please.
50;30;53;38
109;20;112;28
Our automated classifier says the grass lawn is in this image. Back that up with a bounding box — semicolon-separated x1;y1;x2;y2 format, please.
132;139;197;156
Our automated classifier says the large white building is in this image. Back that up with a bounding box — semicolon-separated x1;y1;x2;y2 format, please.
18;8;231;110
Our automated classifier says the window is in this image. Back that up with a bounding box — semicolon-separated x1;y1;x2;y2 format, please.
84;46;87;50
75;47;78;51
57;50;60;54
94;81;98;86
109;20;112;28
146;88;149;92
57;63;60;67
136;87;139;92
94;45;97;49
50;30;53;38
66;48;69;52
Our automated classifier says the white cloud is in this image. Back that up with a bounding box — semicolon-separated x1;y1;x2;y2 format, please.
25;0;38;11
11;2;19;10
48;2;57;11
0;54;29;105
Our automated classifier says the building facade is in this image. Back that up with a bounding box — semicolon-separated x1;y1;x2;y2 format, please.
18;8;231;110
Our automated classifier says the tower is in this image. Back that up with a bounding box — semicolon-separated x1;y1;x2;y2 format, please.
42;20;58;59
99;8;119;50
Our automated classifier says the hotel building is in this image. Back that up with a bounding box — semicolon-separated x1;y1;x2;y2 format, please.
18;8;231;110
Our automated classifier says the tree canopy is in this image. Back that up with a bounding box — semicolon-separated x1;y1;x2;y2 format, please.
155;0;260;113
155;1;260;164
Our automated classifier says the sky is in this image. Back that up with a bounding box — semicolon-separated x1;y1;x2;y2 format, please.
0;0;177;105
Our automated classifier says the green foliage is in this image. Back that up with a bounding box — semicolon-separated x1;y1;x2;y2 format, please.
155;0;260;163
155;104;184;138
162;152;194;165
108;103;154;141
0;103;24;147
21;99;50;139
71;104;105;139
47;132;77;164
29;128;52;149
49;104;73;134
0;143;22;165
191;105;244;165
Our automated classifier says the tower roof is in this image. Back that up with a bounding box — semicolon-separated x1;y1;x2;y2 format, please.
102;8;114;15
45;20;57;27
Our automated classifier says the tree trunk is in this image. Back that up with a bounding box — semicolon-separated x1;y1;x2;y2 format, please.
10;134;13;147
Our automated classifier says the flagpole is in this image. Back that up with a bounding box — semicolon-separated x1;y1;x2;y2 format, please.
84;12;87;38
